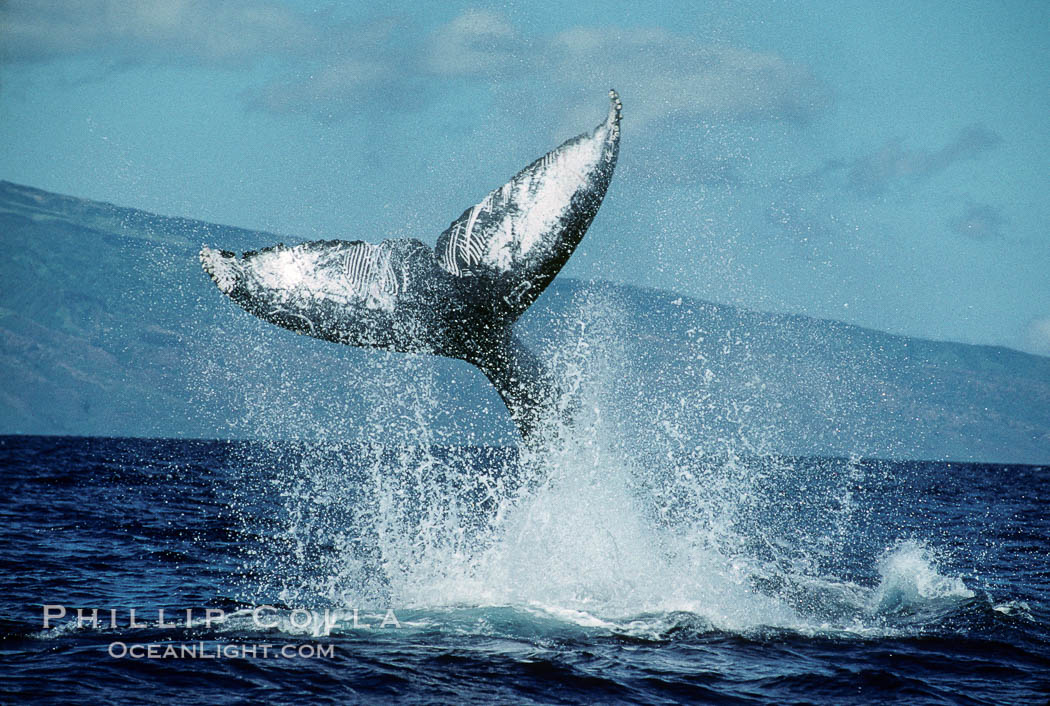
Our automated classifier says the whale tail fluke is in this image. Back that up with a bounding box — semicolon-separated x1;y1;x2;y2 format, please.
200;91;621;441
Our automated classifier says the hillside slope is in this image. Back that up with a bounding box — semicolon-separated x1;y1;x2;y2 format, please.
2;180;1047;462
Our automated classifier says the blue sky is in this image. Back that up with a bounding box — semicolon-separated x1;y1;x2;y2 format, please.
2;1;1048;353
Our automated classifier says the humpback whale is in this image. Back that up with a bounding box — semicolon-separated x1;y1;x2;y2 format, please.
201;91;622;441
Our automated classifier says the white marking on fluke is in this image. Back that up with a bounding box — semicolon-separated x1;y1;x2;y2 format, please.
199;246;240;294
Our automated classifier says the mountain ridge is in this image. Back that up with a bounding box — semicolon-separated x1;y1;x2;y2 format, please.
6;179;1039;360
2;180;1047;463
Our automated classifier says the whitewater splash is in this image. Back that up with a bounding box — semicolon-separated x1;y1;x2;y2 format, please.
211;292;978;640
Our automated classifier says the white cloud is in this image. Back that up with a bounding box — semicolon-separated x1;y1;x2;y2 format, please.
552;29;823;123
424;14;827;127
4;3;826;126
246;58;391;116
1024;317;1050;356
425;9;519;77
2;0;315;66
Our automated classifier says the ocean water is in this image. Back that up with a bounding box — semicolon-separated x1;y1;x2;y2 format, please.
1;433;1047;704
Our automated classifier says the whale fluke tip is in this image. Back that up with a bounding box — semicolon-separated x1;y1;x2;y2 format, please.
200;245;241;294
608;89;622;128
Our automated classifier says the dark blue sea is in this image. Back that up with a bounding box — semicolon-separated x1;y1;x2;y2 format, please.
1;434;1047;704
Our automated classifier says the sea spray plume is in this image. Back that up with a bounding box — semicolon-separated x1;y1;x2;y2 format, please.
201;91;622;442
218;287;981;635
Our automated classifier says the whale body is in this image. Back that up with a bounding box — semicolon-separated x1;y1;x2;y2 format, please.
200;91;622;440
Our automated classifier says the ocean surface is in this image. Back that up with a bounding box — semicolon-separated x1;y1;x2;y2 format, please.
1;434;1047;704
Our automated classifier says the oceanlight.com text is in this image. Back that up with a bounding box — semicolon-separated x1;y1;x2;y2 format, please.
107;641;335;660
